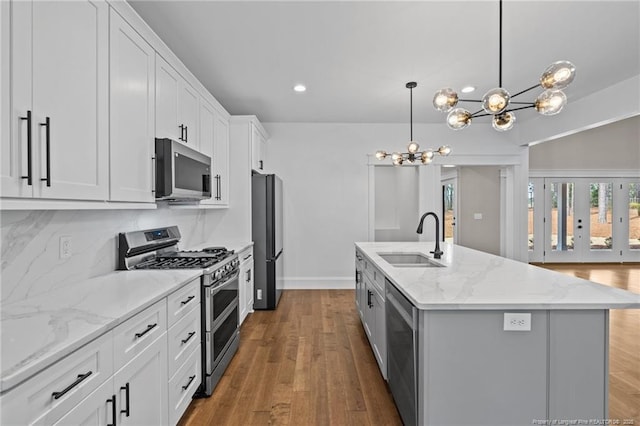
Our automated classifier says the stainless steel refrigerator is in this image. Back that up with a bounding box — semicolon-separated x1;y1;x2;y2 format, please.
251;172;283;309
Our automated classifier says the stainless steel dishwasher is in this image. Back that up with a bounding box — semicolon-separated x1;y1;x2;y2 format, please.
386;278;418;426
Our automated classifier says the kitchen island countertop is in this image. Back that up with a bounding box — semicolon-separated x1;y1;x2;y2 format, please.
355;241;640;310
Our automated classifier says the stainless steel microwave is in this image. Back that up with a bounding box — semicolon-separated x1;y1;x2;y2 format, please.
155;138;211;200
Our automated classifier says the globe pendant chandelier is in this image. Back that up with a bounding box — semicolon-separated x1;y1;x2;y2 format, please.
376;82;451;166
432;0;576;132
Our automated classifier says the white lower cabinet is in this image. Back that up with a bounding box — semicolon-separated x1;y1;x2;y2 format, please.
168;349;201;425
0;279;202;426
356;249;387;379
238;246;254;324
53;378;115;426
114;334;168;426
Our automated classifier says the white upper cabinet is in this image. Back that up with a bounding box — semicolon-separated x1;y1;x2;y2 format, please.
155;55;199;149
251;123;267;172
199;98;229;207
109;9;155;203
3;0;109;200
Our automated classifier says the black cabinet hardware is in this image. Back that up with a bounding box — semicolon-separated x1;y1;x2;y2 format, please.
134;323;157;339
40;117;51;186
181;331;196;344
120;382;130;416
107;395;117;426
214;174;221;200
246;270;251;282
20;111;32;185
259;160;263;170
367;290;372;308
184;125;188;143
179;124;185;142
182;375;196;390
180;295;195;305
51;371;93;399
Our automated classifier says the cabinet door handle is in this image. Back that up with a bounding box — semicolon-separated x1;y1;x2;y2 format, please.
51;371;93;399
20;110;33;185
179;124;185;141
181;331;196;344
180;295;195;305
151;156;156;194
184;125;188;143
182;375;196;391
259;160;263;170
134;323;157;339
243;254;252;261
107;395;117;426
367;290;372;308
120;382;130;417
216;174;222;200
40;117;51;187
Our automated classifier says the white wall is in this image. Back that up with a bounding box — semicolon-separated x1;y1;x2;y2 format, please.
263;122;528;289
530;115;640;171
457;166;502;256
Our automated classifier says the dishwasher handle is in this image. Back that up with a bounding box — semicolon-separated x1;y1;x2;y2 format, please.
386;291;416;328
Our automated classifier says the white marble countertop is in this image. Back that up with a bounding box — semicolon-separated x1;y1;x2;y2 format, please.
355;241;640;310
0;269;201;393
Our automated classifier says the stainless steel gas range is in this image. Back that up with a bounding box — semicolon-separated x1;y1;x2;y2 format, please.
118;225;240;397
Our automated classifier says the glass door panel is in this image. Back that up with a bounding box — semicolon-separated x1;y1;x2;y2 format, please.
588;182;613;252
626;182;640;253
549;182;576;254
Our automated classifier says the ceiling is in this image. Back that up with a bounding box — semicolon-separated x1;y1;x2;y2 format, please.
129;1;640;124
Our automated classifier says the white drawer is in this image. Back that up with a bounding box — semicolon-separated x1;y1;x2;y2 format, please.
113;299;167;370
168;348;201;426
167;278;200;328
0;332;113;426
167;305;201;379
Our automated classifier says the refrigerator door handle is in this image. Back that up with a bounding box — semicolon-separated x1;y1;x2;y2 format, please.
269;249;283;262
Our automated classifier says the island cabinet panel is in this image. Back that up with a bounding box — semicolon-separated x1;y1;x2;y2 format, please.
419;310;548;426
548;310;608;420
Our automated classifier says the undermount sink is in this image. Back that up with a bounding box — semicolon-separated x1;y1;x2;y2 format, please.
378;252;445;268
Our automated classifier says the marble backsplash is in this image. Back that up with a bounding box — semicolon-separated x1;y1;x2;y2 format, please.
1;207;227;305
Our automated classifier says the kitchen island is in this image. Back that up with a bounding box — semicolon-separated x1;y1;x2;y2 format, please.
355;241;640;426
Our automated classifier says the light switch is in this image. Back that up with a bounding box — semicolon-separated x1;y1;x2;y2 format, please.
474;213;483;220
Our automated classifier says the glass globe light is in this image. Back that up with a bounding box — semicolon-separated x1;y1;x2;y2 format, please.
492;112;516;131
446;108;472;130
375;150;387;160
421;151;434;164
535;90;567;115
407;141;420;154
437;145;451;156
433;88;458;112
392;155;403;166
482;88;510;114
540;61;576;89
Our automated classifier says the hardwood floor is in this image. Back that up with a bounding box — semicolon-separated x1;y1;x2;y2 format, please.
180;265;639;425
179;290;402;426
536;263;640;423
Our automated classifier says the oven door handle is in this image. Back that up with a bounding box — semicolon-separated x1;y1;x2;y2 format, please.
210;271;240;296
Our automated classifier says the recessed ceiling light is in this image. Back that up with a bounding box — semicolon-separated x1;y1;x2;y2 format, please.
442;164;456;168
461;86;475;94
293;84;306;93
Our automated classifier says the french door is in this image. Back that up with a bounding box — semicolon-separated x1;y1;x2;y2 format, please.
538;178;640;262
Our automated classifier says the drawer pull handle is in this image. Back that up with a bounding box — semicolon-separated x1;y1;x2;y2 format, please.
180;295;195;305
182;375;196;391
181;331;196;344
107;394;117;426
51;371;93;399
120;382;130;417
20;110;33;185
134;323;157;339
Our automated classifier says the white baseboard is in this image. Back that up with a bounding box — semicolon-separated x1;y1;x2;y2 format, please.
282;277;354;290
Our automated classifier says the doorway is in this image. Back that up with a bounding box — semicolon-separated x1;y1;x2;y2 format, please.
442;177;457;244
529;177;640;262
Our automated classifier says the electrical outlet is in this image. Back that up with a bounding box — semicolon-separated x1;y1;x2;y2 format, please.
59;236;72;259
503;313;531;331
257;289;262;300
